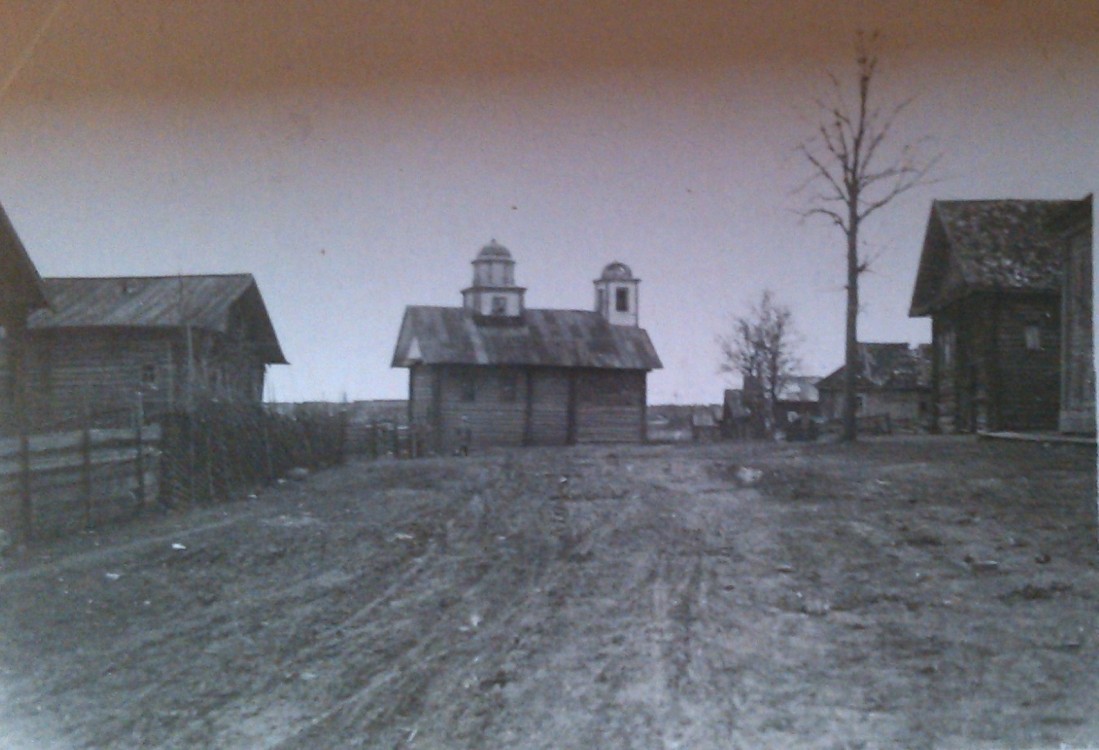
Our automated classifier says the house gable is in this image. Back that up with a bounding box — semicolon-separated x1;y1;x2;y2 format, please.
0;201;48;326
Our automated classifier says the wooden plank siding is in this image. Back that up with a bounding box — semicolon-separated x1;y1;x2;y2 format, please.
994;295;1061;431
1060;225;1095;433
933;293;1060;433
436;366;527;450
3;324;270;433
574;369;646;443
527;369;570;446
18;330;177;430
411;364;647;451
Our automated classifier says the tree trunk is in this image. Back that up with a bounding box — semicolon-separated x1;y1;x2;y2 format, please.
842;220;860;442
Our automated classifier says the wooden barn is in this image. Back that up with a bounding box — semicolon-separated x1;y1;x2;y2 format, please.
0;201;50;434
391;242;662;452
3;274;287;430
816;343;931;428
909;198;1092;433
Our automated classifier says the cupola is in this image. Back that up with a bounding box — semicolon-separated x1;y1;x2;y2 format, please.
461;240;526;319
594;261;640;326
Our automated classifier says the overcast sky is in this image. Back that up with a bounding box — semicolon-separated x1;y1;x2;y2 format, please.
0;1;1095;404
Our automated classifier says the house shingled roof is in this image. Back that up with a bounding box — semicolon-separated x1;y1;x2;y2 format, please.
816;343;929;393
910;198;1089;316
28;274;288;364
391;306;662;370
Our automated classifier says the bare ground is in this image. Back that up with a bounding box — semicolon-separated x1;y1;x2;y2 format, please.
0;435;1096;749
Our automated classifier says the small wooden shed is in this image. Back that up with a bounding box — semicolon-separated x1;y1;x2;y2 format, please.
392;242;662;452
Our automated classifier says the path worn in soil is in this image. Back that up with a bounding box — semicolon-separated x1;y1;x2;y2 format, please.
0;436;1096;749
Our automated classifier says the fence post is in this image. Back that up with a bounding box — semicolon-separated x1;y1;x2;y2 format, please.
338;407;349;465
391;424;400;458
81;407;93;529
261;409;275;483
134;391;146;510
204;414;214;501
18;430;32;542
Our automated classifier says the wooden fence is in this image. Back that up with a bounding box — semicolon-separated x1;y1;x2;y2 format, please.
0;403;436;545
0;422;159;541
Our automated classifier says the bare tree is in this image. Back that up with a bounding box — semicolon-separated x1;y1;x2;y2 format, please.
718;290;800;436
797;30;939;441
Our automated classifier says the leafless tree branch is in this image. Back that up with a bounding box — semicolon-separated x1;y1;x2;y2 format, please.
793;29;938;441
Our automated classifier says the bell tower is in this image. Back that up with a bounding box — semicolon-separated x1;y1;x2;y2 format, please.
462;240;526;319
594;261;640;327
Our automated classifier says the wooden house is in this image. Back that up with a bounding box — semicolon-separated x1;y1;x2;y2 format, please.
816;343;931;428
391;242;662;452
4;274;287;430
774;376;821;425
719;389;752;440
1057;195;1094;434
909;198;1091;433
0;201;49;434
690;405;721;442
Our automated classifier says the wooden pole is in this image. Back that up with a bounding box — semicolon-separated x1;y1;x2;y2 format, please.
12;320;33;541
134;391;146;510
18;430;31;542
261;408;275;482
81;402;92;529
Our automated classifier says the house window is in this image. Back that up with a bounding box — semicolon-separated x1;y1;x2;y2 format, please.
1024;325;1041;351
500;373;518;402
615;287;629;312
459;373;476;402
491;296;508;316
141;364;158;388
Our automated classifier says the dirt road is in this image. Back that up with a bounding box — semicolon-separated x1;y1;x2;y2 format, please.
0;436;1095;749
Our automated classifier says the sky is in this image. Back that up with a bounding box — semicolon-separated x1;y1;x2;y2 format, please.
0;1;1095;404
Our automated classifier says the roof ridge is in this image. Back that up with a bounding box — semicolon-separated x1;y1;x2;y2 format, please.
43;272;255;281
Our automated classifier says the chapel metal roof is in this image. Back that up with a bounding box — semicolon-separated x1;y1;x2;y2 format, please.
392;306;662;370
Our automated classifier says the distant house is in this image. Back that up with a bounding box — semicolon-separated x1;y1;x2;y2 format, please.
774;375;821;425
909;198;1092;433
690;405;721;442
0;201;49;434
816;343;931;428
1057;196;1094;434
720;389;752;440
4;274;287;430
391;242;662;452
